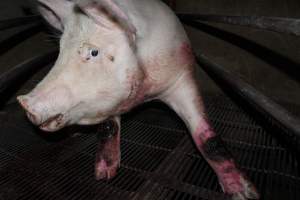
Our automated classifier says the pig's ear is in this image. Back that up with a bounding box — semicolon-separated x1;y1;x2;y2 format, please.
76;0;137;46
37;0;74;31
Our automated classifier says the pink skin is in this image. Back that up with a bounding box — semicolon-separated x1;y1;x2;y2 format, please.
117;86;148;113
193;120;215;144
117;42;195;114
96;160;119;180
17;84;74;132
100;0;137;38
178;42;195;66
80;0;137;47
116;72;150;113
215;161;244;194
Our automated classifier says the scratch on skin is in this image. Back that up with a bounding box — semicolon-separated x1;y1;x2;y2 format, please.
117;79;149;113
193;119;232;162
202;135;232;162
117;66;154;114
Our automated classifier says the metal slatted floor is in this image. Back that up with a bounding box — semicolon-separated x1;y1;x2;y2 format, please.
0;95;299;200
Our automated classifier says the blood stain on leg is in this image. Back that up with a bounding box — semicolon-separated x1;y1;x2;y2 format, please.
202;135;232;162
95;119;120;180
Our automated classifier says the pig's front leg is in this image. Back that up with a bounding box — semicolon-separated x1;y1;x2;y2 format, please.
161;73;259;200
95;116;121;180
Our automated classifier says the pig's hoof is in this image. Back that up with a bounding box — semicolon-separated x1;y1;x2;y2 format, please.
228;177;260;200
231;189;259;200
95;160;120;180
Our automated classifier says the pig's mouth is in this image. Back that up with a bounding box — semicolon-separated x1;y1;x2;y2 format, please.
38;114;65;132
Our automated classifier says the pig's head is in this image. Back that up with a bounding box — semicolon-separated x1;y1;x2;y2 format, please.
17;0;144;132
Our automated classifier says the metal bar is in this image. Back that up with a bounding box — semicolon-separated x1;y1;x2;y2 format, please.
0;15;41;31
165;0;177;10
0;24;42;55
0;50;58;105
181;20;300;82
195;54;300;153
177;13;300;36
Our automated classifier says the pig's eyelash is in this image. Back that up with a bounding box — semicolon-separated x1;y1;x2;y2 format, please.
48;33;61;39
45;33;61;44
78;43;100;60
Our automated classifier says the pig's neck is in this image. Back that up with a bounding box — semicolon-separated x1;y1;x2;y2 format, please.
116;74;151;114
139;41;195;96
117;41;195;114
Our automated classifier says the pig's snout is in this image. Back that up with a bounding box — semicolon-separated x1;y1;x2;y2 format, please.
17;95;66;132
18;96;43;125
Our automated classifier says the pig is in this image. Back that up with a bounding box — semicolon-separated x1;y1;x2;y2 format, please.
17;0;259;199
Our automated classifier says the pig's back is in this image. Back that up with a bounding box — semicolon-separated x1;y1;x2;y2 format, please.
126;0;189;58
121;0;194;95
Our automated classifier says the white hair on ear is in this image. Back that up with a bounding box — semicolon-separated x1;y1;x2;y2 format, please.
37;0;74;31
74;0;137;46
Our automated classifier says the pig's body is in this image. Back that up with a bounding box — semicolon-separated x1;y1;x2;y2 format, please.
115;0;193;108
17;0;259;199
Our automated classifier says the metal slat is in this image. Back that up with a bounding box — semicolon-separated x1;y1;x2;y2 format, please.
0;24;42;55
181;20;300;83
177;13;300;36
0;50;58;105
0;95;300;199
0;15;41;31
194;54;300;153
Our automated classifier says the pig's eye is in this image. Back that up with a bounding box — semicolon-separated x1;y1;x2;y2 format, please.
90;49;99;57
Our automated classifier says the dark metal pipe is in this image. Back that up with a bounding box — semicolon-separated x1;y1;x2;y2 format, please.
0;50;58;105
0;15;41;31
0;24;42;56
195;54;300;153
177;13;300;36
181;20;300;83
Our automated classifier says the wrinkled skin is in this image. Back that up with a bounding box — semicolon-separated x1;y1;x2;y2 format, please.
17;0;259;199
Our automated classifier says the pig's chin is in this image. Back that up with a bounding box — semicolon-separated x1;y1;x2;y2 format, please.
37;114;108;132
77;116;107;126
39;114;67;132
